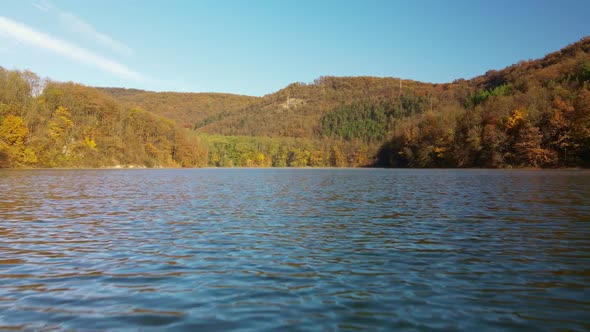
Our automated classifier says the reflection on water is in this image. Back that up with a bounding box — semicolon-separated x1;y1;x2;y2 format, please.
0;169;589;331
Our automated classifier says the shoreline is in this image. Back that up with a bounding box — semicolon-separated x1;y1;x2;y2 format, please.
1;166;588;171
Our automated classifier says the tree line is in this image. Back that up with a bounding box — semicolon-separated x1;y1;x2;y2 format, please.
200;134;374;167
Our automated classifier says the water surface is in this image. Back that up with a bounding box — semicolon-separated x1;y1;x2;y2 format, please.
0;169;589;331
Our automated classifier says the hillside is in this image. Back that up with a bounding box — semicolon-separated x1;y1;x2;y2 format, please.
196;37;590;168
99;88;259;129
0;73;207;168
376;37;590;168
1;37;589;168
194;76;437;138
100;76;442;138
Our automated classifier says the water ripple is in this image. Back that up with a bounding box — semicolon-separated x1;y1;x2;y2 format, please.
0;169;589;331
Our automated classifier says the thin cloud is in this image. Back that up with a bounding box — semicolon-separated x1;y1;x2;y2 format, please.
58;11;135;57
32;0;51;12
0;16;146;82
31;0;134;57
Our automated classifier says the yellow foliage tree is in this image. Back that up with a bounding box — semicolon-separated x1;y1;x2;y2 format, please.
0;114;37;166
505;109;525;130
84;136;97;149
0;114;28;145
48;106;74;142
255;152;267;166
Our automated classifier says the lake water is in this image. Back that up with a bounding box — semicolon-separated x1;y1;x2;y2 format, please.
0;169;589;331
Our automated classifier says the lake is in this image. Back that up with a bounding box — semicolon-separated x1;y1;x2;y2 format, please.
0;169;589;331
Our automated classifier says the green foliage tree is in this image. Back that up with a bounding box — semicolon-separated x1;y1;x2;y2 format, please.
320;100;393;143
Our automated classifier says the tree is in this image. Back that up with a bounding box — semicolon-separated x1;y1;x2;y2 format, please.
548;97;576;164
0;115;37;166
479;123;506;167
514;126;555;167
48;106;74;143
453;110;482;167
573;89;590;164
329;146;346;167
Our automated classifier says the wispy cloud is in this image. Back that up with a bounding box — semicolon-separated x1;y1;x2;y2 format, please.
0;16;146;82
32;0;51;12
58;12;134;57
32;0;134;57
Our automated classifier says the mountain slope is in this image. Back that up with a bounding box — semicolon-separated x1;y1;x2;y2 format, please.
196;76;441;138
99;88;259;129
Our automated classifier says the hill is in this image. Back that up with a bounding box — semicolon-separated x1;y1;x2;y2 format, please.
195;76;436;138
0;73;207;168
99;88;258;129
377;36;590;167
1;37;589;168
198;37;590;168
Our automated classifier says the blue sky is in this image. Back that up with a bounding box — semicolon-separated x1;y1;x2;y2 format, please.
1;0;589;96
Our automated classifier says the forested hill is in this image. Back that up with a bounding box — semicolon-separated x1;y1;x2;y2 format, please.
0;75;208;168
100;77;432;138
377;37;590;168
195;76;434;138
1;37;589;168
98;88;258;129
105;37;590;168
196;37;590;147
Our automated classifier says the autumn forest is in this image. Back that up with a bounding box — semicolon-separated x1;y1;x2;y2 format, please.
1;37;589;168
